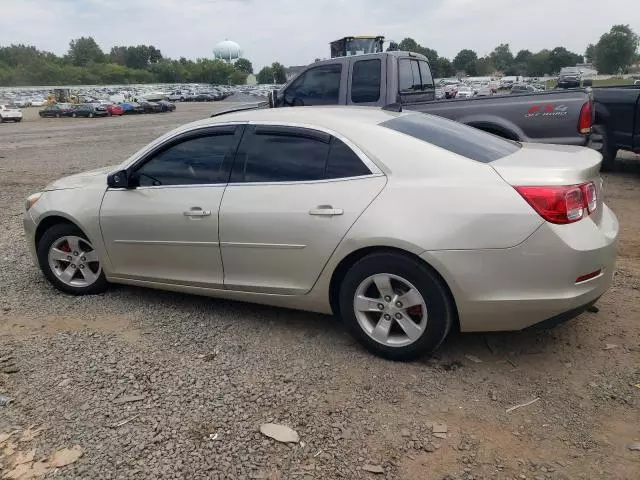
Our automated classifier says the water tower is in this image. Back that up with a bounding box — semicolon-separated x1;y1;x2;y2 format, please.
213;40;242;62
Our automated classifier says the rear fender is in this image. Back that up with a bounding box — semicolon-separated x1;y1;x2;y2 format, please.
458;114;526;141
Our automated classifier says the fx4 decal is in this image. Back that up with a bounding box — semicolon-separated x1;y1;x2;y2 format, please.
525;104;569;118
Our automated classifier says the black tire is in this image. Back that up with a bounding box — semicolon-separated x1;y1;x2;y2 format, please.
37;223;108;295
593;124;616;171
15;118;22;122
339;252;454;361
55;113;61;118
72;112;77;118
88;112;94;118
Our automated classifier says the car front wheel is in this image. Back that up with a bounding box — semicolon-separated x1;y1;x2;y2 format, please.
339;252;454;361
37;223;108;295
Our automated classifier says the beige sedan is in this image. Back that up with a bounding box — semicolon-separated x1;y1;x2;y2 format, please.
23;107;618;360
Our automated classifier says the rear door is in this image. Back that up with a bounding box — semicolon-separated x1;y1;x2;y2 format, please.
219;124;386;294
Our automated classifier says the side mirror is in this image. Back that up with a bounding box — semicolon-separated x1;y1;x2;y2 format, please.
107;170;130;189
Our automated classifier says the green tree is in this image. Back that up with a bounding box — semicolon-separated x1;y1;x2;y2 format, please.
67;37;105;66
452;49;478;75
234;58;253;74
547;47;583;74
585;44;596;63
256;66;274;84
489;43;514;72
436;58;455;78
595;25;639;74
525;50;551;76
474;57;494;76
271;62;287;83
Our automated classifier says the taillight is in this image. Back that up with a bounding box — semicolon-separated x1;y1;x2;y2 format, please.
514;181;597;224
578;100;592;134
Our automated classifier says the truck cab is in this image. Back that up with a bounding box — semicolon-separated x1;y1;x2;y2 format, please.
274;51;435;108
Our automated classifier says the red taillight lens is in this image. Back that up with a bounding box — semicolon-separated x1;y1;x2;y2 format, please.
578;100;592;134
515;181;597;224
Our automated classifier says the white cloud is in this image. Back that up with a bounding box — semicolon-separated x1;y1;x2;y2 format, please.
1;0;638;69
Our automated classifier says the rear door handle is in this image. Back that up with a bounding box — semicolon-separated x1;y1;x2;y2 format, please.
183;208;211;217
309;205;344;216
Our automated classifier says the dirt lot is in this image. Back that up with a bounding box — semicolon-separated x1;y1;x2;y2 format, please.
0;102;638;479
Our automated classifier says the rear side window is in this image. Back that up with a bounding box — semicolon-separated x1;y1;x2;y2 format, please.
233;131;330;182
380;114;521;163
351;59;381;103
326;138;371;178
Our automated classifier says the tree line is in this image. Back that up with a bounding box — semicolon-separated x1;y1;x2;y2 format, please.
0;37;255;86
0;25;637;87
387;24;638;78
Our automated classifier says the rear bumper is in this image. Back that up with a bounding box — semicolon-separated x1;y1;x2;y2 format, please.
423;204;618;332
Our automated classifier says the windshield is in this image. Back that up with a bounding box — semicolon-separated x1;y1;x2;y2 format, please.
380;113;521;163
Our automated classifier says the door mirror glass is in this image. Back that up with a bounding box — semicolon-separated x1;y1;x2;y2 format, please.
107;170;130;189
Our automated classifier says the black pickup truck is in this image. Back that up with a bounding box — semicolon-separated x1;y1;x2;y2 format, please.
592;85;640;169
266;51;597;151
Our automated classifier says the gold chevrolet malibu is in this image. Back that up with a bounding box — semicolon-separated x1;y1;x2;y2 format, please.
23;107;618;360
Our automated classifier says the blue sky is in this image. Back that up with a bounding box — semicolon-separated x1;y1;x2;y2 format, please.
2;0;638;69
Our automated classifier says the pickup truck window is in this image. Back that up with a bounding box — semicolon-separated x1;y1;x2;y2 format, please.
351;59;381;103
418;60;434;88
284;64;342;106
380;113;521;163
399;59;421;92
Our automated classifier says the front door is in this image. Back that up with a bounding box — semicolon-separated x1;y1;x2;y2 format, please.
100;126;243;287
219;124;385;294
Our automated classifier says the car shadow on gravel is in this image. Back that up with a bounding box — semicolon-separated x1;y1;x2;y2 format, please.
103;283;584;365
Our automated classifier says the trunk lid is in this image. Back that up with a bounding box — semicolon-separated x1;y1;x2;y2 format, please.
490;143;602;186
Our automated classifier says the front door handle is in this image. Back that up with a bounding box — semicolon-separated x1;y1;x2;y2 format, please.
309;205;344;216
183;208;211;217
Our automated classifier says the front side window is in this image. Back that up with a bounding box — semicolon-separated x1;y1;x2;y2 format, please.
135;133;236;186
351;59;381;103
285;64;342;105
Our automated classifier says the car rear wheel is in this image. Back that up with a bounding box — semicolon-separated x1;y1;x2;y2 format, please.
37;224;108;295
339;252;454;361
72;112;77;118
55;113;61;118
88;112;94;118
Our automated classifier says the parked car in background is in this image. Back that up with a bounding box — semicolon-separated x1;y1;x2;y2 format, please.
23;107;618;361
0;104;23;122
456;86;473;98
106;104;124;116
592;85;640;169
157;100;176;112
30;97;46;107
71;104;108;118
557;67;582;89
443;83;458;99
475;86;493;97
39;104;74;118
511;84;537;94
138;100;163;113
120;102;144;114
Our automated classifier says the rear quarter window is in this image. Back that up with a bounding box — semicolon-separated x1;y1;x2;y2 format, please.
380;113;521;163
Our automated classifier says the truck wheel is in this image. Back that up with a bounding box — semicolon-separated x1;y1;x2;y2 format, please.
593;125;616;171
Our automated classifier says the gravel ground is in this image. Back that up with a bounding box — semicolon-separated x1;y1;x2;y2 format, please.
0;102;639;479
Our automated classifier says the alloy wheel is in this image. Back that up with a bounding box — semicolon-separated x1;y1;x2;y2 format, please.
353;273;428;347
47;236;101;287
